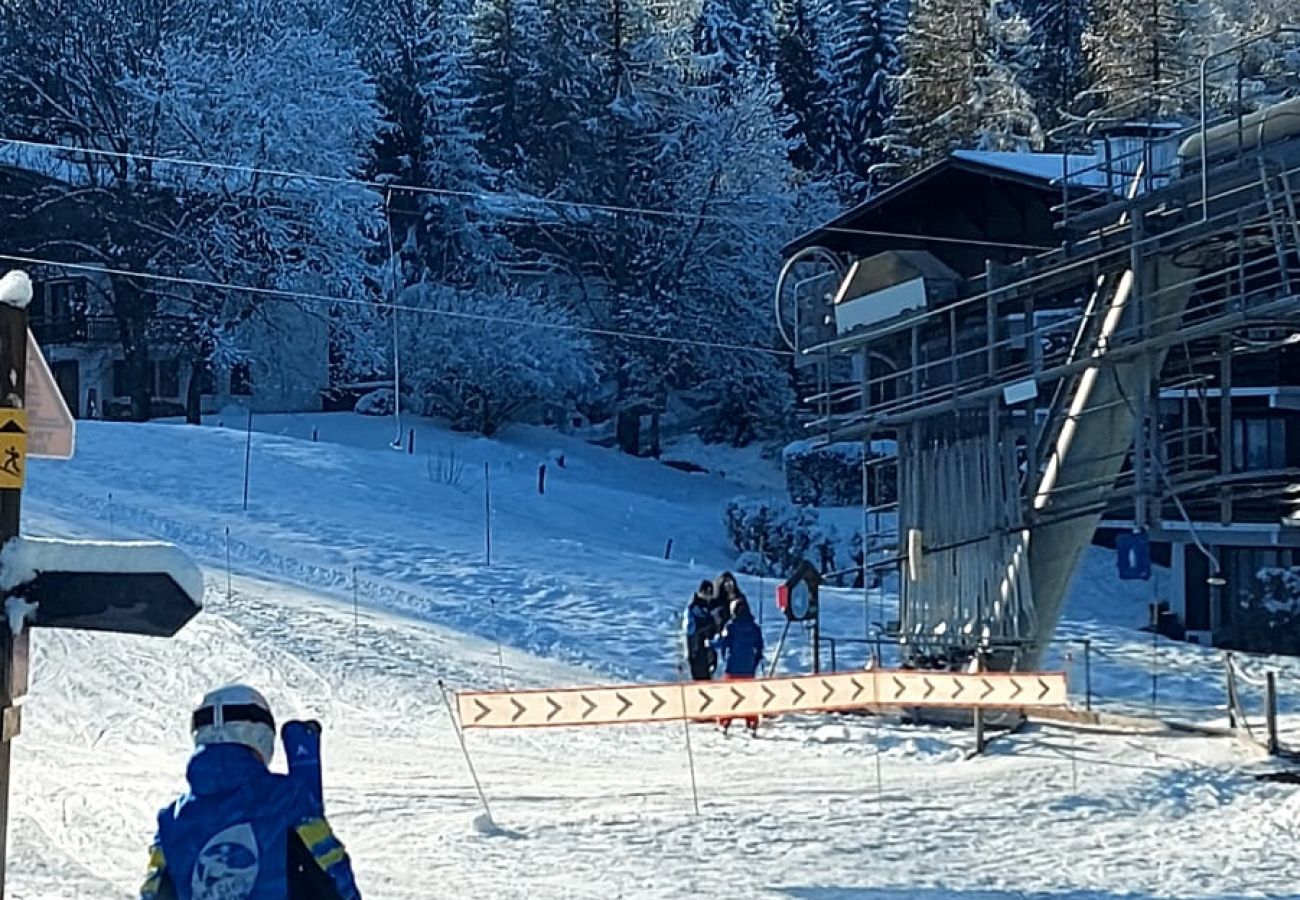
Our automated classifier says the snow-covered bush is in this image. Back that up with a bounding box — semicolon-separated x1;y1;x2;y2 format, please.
783;439;897;507
401;284;601;436
1219;566;1300;654
355;388;395;417
724;497;875;586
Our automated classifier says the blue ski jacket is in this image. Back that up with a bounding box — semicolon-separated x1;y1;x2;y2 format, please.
714;613;764;677
140;742;361;900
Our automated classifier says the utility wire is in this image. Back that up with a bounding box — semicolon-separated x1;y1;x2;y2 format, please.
0;250;797;357
0;135;1055;252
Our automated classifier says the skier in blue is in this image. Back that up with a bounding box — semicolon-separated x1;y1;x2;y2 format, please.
139;684;362;900
713;597;764;734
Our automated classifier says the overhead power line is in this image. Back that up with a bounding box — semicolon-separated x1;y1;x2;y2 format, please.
0;135;1055;252
0;251;797;357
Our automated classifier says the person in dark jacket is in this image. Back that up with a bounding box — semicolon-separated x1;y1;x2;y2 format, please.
683;580;719;680
711;571;747;632
713;597;765;733
140;684;362;900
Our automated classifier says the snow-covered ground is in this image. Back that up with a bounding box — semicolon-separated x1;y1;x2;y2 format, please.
11;413;1300;898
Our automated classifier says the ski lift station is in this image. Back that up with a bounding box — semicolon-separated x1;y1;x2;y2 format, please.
777;30;1300;670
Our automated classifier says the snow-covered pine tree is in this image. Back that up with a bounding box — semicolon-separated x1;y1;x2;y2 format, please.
1081;0;1204;116
890;0;1042;170
825;0;905;199
1020;0;1087;130
774;0;837;179
467;0;545;181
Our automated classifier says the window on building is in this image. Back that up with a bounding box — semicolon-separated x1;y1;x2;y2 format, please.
156;359;180;398
1231;417;1286;471
230;362;252;396
112;360;130;397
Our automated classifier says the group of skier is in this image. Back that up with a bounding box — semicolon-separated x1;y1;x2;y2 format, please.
683;572;766;733
136;577;772;897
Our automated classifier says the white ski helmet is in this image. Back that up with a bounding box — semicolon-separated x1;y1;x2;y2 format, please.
191;684;276;764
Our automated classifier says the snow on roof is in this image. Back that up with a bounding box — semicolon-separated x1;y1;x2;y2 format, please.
951;150;1110;188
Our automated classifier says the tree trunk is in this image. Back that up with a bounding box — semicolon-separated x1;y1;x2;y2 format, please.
185;359;204;425
113;288;152;422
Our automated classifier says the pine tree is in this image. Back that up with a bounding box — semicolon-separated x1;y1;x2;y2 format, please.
890;0;1042;169
825;0;905;198
1021;0;1087;130
1081;0;1203;115
774;0;836;178
467;0;545;180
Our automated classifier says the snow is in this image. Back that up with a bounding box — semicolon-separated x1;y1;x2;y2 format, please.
952;150;1112;188
0;535;205;606
10;412;1300;899
0;270;32;308
4;595;37;636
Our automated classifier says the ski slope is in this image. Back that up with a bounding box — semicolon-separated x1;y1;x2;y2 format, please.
11;414;1300;898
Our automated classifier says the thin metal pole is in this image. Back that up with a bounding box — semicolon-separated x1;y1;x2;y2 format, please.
242;408;253;511
352;567;359;654
225;527;232;601
678;679;701;816
385;189;403;450
1084;639;1093;711
107;491;114;538
490;598;507;689
484;462;492;566
438;681;494;823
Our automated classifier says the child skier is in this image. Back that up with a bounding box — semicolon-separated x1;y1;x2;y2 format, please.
139;684;362;900
683;580;720;681
713;597;764;734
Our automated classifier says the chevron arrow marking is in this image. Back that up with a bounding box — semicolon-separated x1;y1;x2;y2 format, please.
473;699;491;723
922;677;936;700
821;680;835;703
1037;678;1051;701
730;687;745;710
892;676;906;700
616;693;633;717
581;696;597;719
851;678;866;701
510;699;526;722
791;683;806;704
1010;680;1024;700
980;679;995;700
951;679;965;700
761;685;777;709
546;698;562;722
698;690;714;712
650;691;667;715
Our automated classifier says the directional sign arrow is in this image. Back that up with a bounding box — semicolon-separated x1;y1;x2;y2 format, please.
1037;678;1051;701
791;683;806;704
546;697;562;721
698;689;714;712
821;680;835;703
851;678;866;701
474;699;491;723
730;687;745;710
980;679;995;700
582;696;598;719
1009;680;1024;700
892;676;906;700
650;691;667;715
922;677;936;700
761;685;777;709
510;699;526;722
951;679;965;700
616;693;633;717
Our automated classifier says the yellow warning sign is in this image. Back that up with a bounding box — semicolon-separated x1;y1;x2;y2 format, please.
0;409;27;489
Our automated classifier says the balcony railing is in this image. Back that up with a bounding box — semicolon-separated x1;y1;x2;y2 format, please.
30;315;118;345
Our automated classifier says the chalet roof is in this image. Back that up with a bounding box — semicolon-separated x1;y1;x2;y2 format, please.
783;151;1105;276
